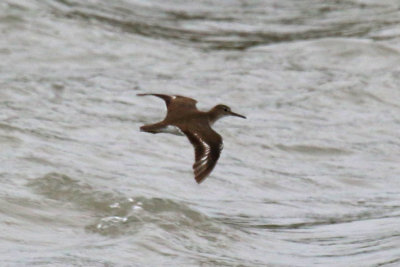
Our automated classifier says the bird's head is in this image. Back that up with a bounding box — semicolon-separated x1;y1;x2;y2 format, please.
211;104;246;120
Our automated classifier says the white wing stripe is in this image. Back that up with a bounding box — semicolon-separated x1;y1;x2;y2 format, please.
193;132;212;173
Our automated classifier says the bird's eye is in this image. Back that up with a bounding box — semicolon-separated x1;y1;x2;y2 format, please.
223;108;228;112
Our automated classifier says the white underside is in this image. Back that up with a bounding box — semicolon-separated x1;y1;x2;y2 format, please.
159;125;184;136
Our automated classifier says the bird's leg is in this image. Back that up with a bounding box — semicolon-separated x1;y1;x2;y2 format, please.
140;122;166;134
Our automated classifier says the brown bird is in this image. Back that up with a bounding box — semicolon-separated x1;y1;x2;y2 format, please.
138;93;246;184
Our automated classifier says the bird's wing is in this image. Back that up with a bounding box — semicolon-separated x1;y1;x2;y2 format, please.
181;125;223;184
137;93;198;113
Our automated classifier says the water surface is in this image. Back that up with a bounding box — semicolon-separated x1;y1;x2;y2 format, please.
1;0;400;266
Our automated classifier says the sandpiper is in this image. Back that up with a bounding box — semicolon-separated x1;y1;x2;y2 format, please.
138;93;246;184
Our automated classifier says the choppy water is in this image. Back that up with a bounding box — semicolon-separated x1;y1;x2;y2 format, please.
1;0;400;266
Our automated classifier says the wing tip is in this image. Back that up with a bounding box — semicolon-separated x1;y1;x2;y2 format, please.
195;175;207;184
194;168;213;184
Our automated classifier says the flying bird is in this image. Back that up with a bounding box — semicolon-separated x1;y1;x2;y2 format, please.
138;93;246;184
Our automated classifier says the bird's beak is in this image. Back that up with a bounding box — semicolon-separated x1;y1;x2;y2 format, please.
229;111;246;119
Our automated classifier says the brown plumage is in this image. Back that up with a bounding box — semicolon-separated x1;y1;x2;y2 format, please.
138;93;246;184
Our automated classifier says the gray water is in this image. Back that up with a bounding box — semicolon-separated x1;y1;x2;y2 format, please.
1;0;400;266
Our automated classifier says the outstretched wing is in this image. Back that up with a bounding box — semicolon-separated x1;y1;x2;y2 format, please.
137;93;198;114
181;126;223;184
